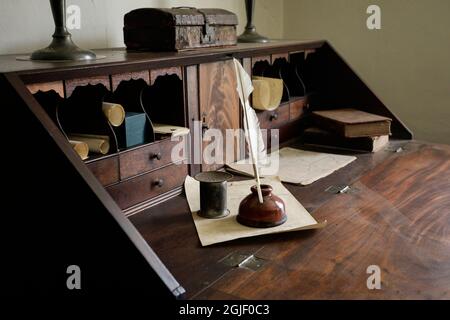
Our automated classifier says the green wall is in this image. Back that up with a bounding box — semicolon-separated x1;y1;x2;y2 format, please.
284;0;450;144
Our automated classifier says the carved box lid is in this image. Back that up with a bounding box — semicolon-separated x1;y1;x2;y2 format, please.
124;7;238;28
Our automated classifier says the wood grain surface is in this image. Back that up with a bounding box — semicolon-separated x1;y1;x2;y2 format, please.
199;60;240;171
131;140;450;299
290;97;308;120
86;155;120;187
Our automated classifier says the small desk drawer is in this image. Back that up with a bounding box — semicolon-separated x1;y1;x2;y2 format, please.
87;155;119;186
119;138;183;179
257;103;290;129
107;163;188;210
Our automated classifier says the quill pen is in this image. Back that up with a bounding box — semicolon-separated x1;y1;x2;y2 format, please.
233;58;264;203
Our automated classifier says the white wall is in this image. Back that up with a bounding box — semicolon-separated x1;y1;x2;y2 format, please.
0;0;283;55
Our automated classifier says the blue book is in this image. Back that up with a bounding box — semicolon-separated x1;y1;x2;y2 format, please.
124;112;148;148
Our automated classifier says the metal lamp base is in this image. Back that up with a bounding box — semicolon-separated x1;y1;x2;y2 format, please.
30;0;96;61
31;36;96;61
238;28;269;43
238;0;270;43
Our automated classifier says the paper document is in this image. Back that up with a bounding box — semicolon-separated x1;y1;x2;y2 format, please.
185;176;326;246
227;147;356;185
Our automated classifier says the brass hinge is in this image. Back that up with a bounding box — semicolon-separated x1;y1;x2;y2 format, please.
325;185;358;194
219;252;266;271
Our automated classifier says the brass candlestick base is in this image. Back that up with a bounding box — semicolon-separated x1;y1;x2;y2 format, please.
31;0;96;61
238;27;269;43
238;0;269;43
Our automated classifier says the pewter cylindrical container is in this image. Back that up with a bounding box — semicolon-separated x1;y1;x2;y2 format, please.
194;171;233;219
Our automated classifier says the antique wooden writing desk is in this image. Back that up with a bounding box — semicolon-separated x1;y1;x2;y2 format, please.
1;40;448;298
132;140;450;299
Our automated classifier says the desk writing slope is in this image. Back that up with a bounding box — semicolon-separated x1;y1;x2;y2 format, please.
1;74;184;298
0;40;413;297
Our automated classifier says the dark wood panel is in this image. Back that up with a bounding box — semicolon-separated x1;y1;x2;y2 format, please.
107;163;188;210
119;138;184;179
359;142;450;245
193;288;241;300
86;155;119;186
199;60;240;171
111;70;150;91
27;81;64;97
65;75;111;97
290;97;307;120
257;103;290;129
185;65;201;176
6;41;326;81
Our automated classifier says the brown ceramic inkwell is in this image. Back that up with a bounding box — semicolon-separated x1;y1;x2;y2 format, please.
237;184;287;228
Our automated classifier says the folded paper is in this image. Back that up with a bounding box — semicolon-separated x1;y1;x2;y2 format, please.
227;147;357;185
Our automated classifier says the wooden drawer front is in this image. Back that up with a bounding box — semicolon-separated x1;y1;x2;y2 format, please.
290;98;307;121
87;156;119;187
257;103;290;129
120;139;181;179
107;163;188;210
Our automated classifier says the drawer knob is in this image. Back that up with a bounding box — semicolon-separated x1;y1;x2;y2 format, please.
153;179;164;188
270;113;278;121
150;152;162;161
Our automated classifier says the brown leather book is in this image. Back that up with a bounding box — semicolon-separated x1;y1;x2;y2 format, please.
312;108;392;138
302;127;389;152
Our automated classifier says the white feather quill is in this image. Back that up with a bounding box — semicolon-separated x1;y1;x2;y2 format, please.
233;58;265;203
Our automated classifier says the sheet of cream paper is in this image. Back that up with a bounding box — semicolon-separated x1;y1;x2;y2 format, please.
185;176;326;246
227;147;357;185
